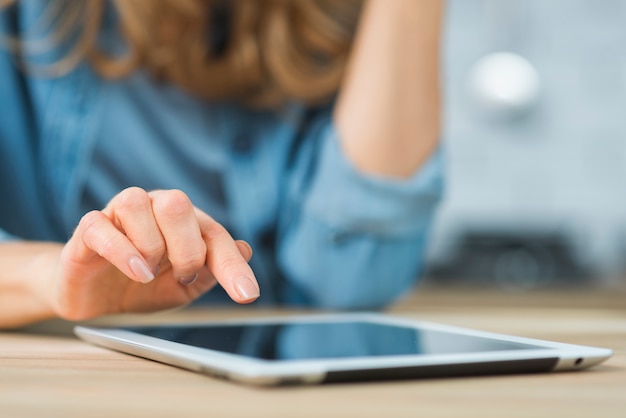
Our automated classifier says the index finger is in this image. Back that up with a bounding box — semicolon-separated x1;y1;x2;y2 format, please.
196;210;260;303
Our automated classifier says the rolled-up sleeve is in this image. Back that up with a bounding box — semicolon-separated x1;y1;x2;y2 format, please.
277;115;444;309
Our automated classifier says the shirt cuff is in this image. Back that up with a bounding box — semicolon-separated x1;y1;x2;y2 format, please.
304;123;444;239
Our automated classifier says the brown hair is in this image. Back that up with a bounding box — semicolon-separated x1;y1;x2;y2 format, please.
2;0;362;107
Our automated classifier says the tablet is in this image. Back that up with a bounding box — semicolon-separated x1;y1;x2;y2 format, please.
74;313;612;386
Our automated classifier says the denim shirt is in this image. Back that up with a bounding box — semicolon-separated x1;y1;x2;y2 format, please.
0;3;443;309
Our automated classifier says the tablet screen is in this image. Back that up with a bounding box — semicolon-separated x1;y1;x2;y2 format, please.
125;321;543;361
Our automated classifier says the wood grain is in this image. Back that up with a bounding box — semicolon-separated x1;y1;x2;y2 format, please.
1;287;624;418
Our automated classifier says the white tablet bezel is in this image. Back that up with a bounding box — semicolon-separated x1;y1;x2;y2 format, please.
74;312;613;386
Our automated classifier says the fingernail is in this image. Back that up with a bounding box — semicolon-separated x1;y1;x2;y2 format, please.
179;273;198;285
129;256;155;283
235;276;260;300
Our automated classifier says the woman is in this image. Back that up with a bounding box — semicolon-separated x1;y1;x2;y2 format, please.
0;0;443;328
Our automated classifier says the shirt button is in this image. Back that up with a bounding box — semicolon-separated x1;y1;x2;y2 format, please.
232;133;254;155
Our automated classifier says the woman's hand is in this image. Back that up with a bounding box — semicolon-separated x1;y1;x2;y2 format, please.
51;187;259;321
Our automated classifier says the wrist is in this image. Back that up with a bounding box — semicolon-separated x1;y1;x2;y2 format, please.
0;242;63;328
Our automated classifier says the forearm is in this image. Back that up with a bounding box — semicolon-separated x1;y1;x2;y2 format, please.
335;0;443;178
0;242;60;329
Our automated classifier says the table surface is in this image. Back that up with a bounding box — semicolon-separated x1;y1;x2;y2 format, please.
1;286;625;418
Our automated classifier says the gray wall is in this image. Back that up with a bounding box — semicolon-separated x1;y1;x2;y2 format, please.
426;0;626;287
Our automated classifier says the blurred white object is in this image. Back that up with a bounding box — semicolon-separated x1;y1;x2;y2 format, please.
467;52;541;120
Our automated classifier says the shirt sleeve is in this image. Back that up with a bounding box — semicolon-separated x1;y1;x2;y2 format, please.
0;229;18;242
0;4;62;243
0;6;30;244
277;111;444;309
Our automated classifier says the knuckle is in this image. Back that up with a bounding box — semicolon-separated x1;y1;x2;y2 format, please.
152;189;193;220
172;250;206;273
77;211;125;258
201;221;228;242
77;212;112;252
115;187;151;212
139;239;167;260
217;255;243;273
98;233;126;259
77;210;103;235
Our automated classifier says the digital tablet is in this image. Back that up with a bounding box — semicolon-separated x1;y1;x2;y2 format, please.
74;313;612;386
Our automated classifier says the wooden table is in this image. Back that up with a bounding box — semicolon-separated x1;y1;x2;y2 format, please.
1;286;624;418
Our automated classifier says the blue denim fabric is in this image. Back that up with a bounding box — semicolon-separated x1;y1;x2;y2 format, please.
0;3;443;309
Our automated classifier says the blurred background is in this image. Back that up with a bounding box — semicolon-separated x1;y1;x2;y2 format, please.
423;0;626;291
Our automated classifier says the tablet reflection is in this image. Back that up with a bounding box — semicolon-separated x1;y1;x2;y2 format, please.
127;321;540;361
